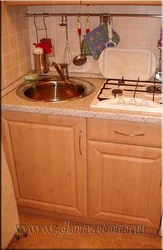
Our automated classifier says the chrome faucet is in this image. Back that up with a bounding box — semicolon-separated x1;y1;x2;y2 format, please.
48;61;69;81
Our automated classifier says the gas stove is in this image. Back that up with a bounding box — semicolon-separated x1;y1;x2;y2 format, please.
90;78;163;113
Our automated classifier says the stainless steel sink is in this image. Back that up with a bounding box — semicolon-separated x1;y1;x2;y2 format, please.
17;77;95;102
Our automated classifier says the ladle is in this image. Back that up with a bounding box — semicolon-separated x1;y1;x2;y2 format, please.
73;16;87;66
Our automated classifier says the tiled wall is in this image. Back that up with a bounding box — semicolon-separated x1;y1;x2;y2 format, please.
28;4;162;76
1;2;31;93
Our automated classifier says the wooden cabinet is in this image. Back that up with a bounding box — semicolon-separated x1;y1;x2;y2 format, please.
80;0;161;5
5;0;80;5
2;110;162;232
2;111;87;217
87;118;162;231
5;0;162;5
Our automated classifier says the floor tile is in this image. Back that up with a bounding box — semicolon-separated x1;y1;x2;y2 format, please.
113;239;161;249
7;213;162;249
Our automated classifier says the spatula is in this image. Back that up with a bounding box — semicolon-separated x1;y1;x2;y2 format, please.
106;17;117;47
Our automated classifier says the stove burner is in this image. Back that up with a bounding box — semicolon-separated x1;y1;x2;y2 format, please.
146;85;162;94
112;89;123;97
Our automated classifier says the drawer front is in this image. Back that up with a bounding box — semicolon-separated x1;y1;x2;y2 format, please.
88;118;162;147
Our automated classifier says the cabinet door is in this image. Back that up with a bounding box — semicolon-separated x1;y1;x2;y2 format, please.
88;140;162;229
2;112;87;217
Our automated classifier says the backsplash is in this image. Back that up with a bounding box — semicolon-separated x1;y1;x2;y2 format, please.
1;2;31;95
1;2;162;97
28;5;162;76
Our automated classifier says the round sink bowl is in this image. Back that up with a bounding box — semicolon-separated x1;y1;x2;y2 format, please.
17;78;95;102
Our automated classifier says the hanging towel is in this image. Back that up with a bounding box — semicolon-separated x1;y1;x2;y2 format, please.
82;23;120;60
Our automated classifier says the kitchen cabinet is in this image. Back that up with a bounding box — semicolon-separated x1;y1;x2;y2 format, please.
80;0;161;5
5;0;162;5
87;118;162;231
2;111;87;218
2;110;162;233
5;0;81;5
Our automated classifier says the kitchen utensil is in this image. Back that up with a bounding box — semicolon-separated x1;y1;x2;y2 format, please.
81;15;91;56
62;15;73;65
98;48;156;80
106;16;117;47
73;16;87;66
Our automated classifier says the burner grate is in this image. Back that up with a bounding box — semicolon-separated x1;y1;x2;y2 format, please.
97;77;162;102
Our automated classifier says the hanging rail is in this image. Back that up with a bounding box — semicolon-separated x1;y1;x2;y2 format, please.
26;12;163;18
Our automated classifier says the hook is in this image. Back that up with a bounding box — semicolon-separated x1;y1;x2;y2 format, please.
100;14;103;26
108;13;111;24
64;13;67;24
87;13;90;22
59;14;66;26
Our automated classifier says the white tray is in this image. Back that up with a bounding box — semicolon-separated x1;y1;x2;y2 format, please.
98;48;156;81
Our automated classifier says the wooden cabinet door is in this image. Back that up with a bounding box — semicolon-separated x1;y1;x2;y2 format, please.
88;140;162;229
2;112;87;217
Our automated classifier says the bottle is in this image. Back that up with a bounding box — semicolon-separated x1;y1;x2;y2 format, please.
33;47;44;74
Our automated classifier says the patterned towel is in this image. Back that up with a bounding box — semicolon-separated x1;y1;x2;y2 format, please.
82;23;120;60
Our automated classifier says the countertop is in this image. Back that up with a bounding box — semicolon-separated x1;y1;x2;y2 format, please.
2;76;163;124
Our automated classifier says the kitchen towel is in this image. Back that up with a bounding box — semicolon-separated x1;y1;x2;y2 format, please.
82;23;120;60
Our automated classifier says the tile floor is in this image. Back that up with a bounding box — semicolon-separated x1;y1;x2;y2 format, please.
7;213;162;249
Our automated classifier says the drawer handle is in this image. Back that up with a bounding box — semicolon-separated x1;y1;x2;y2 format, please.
79;130;82;155
114;131;145;137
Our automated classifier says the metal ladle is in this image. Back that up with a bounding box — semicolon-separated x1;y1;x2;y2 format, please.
73;16;87;66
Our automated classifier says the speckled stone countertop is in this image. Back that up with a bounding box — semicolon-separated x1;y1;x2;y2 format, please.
2;77;163;124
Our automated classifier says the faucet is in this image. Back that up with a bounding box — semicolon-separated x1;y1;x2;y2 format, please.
48;61;69;81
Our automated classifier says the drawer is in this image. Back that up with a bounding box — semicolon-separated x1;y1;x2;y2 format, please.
87;118;162;148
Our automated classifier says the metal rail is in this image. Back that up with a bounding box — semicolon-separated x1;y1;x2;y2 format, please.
26;12;163;18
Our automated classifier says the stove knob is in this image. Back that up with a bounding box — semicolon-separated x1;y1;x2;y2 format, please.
141;100;148;106
129;99;137;105
118;98;125;104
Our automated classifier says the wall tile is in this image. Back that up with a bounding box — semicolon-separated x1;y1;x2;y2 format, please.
146;6;162;14
129;17;146;31
6;5;15;18
25;46;31;61
7;17;16;35
115;5;130;14
3;54;12;72
10;34;18;52
145;31;159;48
2;37;10;55
11;50;19;67
22;17;29;31
18;47;26;64
1;2;32;92
19;62;27;76
12;65;21;82
17;32;25;48
114;17;130;31
130;6;147;14
1;2;7;20
15;17;23;32
1;74;6;90
98;5;115;13
2;19;8;37
5;69;14;86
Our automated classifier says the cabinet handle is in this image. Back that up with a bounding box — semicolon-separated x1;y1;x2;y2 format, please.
114;131;145;137
79;130;82;155
160;173;163;186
